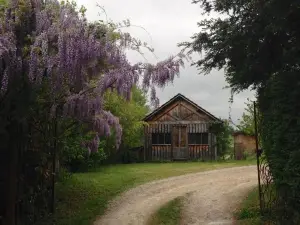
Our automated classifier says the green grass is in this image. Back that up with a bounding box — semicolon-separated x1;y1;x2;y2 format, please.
148;196;183;225
235;187;262;225
45;160;255;225
235;184;278;225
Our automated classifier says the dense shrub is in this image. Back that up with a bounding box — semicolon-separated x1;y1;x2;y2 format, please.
61;130;107;172
209;120;234;159
60;86;149;170
258;72;300;224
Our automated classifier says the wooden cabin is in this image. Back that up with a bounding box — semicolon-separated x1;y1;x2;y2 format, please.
233;131;256;160
143;93;222;161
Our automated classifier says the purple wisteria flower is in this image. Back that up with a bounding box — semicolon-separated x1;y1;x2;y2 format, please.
0;0;186;152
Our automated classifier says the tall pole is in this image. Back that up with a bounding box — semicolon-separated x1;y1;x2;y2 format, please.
254;101;263;214
51;116;57;214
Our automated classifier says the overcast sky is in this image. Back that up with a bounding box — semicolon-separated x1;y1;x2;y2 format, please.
75;0;255;124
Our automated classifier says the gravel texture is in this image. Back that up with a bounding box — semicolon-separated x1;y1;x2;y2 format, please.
94;166;257;225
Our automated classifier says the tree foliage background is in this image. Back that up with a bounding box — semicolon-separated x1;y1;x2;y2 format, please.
183;0;300;223
104;86;149;150
209;120;234;159
236;99;255;136
60;86;149;171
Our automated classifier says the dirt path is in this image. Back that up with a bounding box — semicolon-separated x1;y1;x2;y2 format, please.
94;166;257;225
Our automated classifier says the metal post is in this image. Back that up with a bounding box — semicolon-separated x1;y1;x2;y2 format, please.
254;101;263;214
143;125;146;162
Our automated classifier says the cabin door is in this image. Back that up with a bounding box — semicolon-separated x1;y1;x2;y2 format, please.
172;125;188;159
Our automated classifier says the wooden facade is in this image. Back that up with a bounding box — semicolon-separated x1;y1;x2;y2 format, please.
143;94;222;161
233;131;256;160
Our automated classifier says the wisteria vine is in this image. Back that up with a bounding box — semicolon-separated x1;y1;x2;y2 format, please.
0;0;186;152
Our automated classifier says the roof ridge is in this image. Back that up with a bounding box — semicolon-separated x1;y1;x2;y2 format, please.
143;93;222;122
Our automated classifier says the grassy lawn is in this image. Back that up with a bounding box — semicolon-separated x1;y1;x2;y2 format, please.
45;160;255;225
147;196;183;225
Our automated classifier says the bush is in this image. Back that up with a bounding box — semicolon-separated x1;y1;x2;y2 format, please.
258;72;300;224
61;132;107;172
209;120;234;159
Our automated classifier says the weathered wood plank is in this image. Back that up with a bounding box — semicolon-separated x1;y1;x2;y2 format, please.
148;121;214;125
150;145;172;160
213;134;217;160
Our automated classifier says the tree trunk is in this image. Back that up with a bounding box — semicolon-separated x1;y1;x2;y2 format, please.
4;136;19;225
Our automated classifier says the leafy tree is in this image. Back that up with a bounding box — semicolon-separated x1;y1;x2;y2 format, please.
60;86;150;168
0;0;7;12
181;0;300;93
1;0;185;152
103;86;149;161
210;119;234;159
237;99;255;136
104;86;149;147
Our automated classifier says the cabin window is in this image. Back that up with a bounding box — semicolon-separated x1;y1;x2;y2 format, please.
188;133;209;145
152;133;171;145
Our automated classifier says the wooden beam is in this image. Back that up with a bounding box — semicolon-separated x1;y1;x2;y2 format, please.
152;103;179;121
214;134;217;160
148;121;215;125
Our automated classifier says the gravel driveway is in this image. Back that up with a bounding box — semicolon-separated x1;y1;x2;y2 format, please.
94;166;257;225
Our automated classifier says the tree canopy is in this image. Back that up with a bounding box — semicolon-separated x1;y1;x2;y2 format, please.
104;86;149;150
181;0;300;93
236;99;255;136
0;0;185;152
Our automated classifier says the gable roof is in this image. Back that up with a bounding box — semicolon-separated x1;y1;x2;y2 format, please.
143;93;222;122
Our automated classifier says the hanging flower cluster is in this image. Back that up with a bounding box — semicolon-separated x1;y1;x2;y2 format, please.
0;0;185;152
